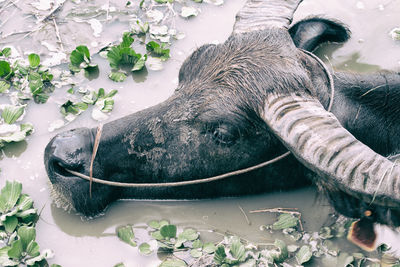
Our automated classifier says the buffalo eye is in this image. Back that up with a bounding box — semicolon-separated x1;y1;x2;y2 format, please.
212;124;237;146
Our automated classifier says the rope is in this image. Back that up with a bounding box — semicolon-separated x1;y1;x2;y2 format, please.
89;124;103;197
66;49;335;189
300;49;335;112
66;151;291;188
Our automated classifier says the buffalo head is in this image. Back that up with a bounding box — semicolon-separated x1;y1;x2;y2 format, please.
44;0;400;228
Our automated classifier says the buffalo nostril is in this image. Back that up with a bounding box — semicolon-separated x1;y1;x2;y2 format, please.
53;160;83;178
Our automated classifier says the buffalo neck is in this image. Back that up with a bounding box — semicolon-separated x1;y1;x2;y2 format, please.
332;71;400;156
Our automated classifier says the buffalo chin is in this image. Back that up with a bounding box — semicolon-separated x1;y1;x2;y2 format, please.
48;181;76;213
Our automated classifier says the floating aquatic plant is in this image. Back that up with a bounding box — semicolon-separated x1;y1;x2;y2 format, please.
0;181;61;267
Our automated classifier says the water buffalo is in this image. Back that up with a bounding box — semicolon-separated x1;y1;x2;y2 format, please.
44;0;400;229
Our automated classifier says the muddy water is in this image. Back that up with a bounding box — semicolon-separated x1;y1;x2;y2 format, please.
0;0;399;266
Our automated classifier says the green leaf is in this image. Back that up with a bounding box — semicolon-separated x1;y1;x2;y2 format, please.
33;93;49;104
272;213;299;230
3;216;18;233
2;48;11;57
132;54;147;72
159;259;187;267
16;194;34;211
107;46;122;69
68;63;82;73
148;220;160;229
390;27;400;41
203;242;216;254
25;249;54;265
28;54;40;68
0;246;16;266
109;71;127;82
150;230;164;241
70;50;85;67
28;72;43;94
190;249;202;258
0;181;22;213
116;225;136;247
192;239;203;249
97;88;105;98
174;237;186;248
76;45;90;59
41;71;53;82
0;81;10;93
121;32;134;48
0;123;33;146
159;220;169;227
17;64;29;76
1;105;25;124
70;45;91;69
271;239;288;263
113;263;125;267
138;243;153;255
160;224;177;239
120;47;141;66
0;60;11;78
17;226;36;250
16;208;37;220
319;226;334;239
26;241;40;257
60;100;87;116
178;228;199;241
181;6;198;18
214;245;227;265
8;239;23;259
84;64;99;79
146;41;170;60
105;89;118;98
296;245;312;265
101;98;114;113
69;50;85;67
230;237;246;262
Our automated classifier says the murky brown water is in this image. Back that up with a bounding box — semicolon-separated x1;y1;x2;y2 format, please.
1;0;400;266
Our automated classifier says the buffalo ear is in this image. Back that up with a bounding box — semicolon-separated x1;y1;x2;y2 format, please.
289;17;351;51
262;92;400;209
233;0;303;34
347;218;377;251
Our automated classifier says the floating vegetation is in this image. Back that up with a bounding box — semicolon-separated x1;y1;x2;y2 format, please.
68;45;99;77
0;0;227;150
0;181;61;267
60;87;118;122
112;212;400;267
390;27;400;41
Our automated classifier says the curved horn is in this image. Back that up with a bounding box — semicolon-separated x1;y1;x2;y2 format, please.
263;93;400;208
233;0;303;34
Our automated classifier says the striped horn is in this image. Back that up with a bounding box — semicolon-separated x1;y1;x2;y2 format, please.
233;0;303;34
263;93;400;208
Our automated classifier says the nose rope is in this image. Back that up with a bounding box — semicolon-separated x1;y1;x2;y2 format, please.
89;124;103;198
66;49;335;190
67;151;292;188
